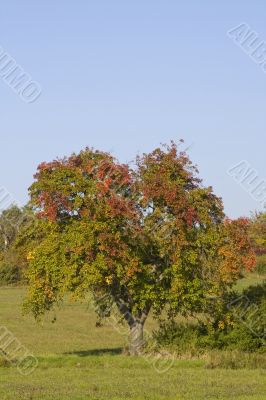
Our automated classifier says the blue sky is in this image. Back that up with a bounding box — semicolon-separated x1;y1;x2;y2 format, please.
0;1;265;218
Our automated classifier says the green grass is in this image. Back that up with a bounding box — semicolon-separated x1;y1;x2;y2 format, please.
0;285;265;400
234;272;266;292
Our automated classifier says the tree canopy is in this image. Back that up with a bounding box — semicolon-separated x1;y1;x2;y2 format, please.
23;142;255;354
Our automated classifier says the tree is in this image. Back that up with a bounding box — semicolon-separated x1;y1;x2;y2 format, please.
249;212;266;274
24;142;255;354
249;212;266;255
0;206;24;251
0;205;34;284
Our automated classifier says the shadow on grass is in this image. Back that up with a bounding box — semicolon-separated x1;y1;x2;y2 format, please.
65;347;123;357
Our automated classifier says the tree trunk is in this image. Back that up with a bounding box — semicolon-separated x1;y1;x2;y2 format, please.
112;295;150;356
129;321;144;355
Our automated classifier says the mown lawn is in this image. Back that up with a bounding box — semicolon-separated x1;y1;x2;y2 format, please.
0;284;265;400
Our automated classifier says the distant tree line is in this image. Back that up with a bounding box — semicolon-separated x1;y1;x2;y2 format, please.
0;205;37;284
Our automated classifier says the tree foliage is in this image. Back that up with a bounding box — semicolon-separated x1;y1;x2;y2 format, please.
249;212;266;274
24;142;256;354
0;205;34;284
249;212;266;254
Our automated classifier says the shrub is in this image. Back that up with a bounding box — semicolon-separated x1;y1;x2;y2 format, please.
198;322;263;352
153;320;201;355
154;319;265;353
0;251;24;285
0;260;20;285
154;283;266;354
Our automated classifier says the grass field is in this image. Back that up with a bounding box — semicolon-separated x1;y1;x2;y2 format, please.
0;279;265;400
234;272;265;292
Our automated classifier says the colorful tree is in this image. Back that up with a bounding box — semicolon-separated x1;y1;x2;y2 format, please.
24;142;255;354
